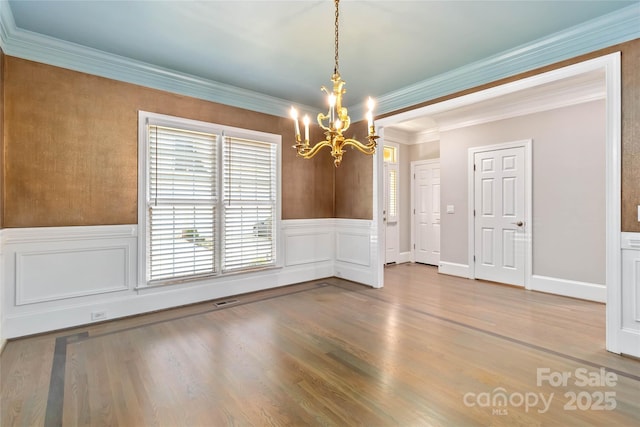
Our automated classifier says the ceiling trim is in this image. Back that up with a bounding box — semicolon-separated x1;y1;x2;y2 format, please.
403;85;605;145
377;53;619;136
0;0;311;118
0;0;11;47
369;3;639;118
437;79;605;133
0;1;638;119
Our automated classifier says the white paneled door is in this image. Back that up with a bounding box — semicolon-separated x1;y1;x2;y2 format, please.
413;160;440;266
474;147;526;286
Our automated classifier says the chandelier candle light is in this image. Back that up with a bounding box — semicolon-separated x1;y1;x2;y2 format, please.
290;0;378;167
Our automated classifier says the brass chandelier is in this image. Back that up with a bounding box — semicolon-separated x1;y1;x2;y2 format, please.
290;0;378;167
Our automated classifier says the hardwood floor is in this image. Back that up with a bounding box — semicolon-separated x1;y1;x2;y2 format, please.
2;264;639;426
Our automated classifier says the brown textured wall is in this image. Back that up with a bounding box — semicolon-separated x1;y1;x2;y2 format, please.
285;124;336;218
4;39;639;228
334;120;373;219
2;57;334;227
380;38;640;232
620;40;640;233
0;49;4;229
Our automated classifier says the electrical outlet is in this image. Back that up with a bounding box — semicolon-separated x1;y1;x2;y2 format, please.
91;311;107;321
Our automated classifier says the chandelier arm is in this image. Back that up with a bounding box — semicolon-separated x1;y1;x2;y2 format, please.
343;138;377;155
296;140;334;159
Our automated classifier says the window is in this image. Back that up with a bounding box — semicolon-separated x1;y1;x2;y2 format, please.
139;112;280;285
383;145;397;163
222;136;277;272
384;144;399;223
387;167;398;220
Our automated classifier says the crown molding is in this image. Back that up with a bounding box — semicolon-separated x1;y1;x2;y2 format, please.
412;130;441;145
0;0;313;118
1;0;638;119
380;127;411;145
389;71;605;139
368;3;640;118
437;77;606;133
0;0;14;49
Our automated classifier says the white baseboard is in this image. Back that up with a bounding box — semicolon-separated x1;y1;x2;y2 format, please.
438;261;471;278
397;252;412;264
335;262;376;287
529;275;606;302
4;262;335;338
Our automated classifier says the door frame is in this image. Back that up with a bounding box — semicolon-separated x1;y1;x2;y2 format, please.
467;140;532;289
411;158;440;264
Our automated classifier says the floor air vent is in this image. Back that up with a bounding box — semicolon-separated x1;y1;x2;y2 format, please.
214;299;239;307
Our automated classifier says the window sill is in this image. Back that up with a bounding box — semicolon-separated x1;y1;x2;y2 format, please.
134;264;283;293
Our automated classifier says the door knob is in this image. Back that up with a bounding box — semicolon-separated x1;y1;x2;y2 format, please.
511;221;524;227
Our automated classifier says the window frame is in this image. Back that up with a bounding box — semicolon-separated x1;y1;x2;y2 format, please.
137;111;282;287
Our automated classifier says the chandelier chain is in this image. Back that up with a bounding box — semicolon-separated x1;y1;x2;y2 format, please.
334;0;339;74
290;0;377;167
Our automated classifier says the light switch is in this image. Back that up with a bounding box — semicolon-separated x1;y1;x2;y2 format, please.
637;205;640;222
447;205;455;214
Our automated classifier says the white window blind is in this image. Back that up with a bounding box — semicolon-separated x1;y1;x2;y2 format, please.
388;167;398;221
147;125;217;282
222;136;277;272
141;112;280;286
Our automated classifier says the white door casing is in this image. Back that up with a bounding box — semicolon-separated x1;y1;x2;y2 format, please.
469;140;531;288
412;160;441;266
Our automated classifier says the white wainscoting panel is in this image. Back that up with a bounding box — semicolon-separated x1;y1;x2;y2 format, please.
282;219;334;267
618;232;640;357
334;219;377;286
0;229;5;352
336;232;370;266
16;246;129;305
621;233;640;329
1;219;381;338
4;225;137;308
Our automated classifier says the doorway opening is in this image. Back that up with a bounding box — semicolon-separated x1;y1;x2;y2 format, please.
376;53;621;353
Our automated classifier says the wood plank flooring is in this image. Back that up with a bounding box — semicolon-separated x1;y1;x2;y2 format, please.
2;264;639;426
